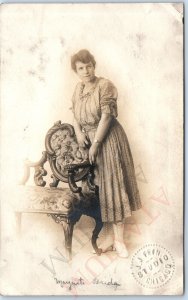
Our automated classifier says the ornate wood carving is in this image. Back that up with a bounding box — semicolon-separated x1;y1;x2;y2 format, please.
45;120;97;193
34;166;47;187
49;174;60;188
48;213;67;224
20;121;97;193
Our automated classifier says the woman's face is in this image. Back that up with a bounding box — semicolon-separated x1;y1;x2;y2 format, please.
75;61;95;83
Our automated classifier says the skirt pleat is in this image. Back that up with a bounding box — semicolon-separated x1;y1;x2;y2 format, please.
87;118;141;223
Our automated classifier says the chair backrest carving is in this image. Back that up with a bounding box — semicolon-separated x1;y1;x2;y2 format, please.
21;121;95;194
45;121;90;184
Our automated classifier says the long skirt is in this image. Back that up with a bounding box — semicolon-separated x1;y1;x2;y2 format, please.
86;118;142;223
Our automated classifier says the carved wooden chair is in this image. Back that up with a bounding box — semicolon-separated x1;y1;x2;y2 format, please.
17;121;103;259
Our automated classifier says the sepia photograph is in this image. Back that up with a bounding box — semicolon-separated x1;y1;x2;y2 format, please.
0;3;184;296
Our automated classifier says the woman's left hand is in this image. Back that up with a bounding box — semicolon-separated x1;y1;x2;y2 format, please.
89;143;99;165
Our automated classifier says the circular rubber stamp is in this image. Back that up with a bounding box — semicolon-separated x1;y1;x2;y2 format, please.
131;244;175;289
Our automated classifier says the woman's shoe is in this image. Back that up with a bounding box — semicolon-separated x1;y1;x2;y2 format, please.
112;223;129;258
114;240;129;258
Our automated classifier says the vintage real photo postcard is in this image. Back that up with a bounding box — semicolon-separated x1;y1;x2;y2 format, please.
0;3;184;296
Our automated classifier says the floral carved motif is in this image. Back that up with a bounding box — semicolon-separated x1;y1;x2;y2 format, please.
45;121;90;183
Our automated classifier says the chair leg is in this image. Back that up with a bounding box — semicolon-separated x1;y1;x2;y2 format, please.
91;218;103;256
61;220;74;260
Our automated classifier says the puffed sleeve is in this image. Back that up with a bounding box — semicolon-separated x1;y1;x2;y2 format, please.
99;79;118;118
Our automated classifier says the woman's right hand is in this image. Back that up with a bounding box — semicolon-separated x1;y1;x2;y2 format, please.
77;132;90;148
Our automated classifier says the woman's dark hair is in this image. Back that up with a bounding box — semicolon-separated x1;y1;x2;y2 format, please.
71;49;96;72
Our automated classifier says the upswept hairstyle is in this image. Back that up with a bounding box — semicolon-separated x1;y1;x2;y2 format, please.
71;49;96;72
